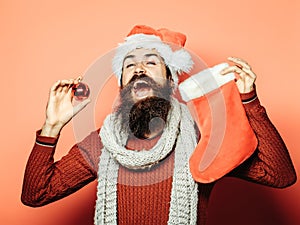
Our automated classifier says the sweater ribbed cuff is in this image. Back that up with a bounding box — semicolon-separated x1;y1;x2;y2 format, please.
240;85;260;108
36;129;59;147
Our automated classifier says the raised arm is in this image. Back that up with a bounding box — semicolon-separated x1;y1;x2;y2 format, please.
21;77;101;207
221;57;296;187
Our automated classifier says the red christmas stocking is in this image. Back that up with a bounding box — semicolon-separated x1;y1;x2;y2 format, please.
179;63;257;183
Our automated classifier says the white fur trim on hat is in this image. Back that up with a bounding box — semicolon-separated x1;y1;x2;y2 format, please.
112;34;194;86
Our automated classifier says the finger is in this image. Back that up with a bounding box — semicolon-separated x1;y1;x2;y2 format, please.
51;79;73;93
73;99;91;116
50;78;80;97
50;80;62;93
235;75;255;93
236;71;248;82
62;85;71;93
220;65;243;75
221;65;256;82
227;56;251;70
52;82;64;96
67;85;75;101
239;67;257;79
57;82;75;97
60;79;75;86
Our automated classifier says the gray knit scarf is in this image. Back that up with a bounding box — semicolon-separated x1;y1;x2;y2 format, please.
94;98;198;225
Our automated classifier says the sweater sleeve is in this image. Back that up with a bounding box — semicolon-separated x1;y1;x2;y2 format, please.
21;129;102;207
229;90;297;188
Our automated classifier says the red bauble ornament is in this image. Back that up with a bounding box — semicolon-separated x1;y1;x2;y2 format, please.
73;82;90;101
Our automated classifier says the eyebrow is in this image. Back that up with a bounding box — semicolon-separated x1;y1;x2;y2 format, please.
123;53;160;62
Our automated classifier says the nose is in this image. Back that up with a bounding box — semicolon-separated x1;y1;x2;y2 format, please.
133;63;146;75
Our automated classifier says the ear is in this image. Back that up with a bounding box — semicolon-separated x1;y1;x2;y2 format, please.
165;66;175;89
166;76;175;94
170;77;175;90
120;74;124;88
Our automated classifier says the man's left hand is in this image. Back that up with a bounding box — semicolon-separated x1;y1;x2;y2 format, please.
220;56;256;94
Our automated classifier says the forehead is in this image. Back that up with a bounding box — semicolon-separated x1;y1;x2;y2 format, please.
123;48;162;61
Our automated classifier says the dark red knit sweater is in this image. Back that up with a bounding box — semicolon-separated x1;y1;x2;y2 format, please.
21;92;296;225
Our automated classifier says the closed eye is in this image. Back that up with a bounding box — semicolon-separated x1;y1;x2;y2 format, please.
145;61;157;66
125;63;136;68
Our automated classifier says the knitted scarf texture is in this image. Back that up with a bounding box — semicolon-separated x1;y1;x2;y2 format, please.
95;98;198;224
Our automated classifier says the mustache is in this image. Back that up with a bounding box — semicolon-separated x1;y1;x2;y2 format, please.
126;74;158;89
120;74;162;100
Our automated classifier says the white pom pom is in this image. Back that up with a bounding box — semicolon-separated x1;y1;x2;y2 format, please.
170;49;194;74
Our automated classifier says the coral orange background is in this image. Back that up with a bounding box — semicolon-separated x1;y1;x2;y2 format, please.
1;0;299;224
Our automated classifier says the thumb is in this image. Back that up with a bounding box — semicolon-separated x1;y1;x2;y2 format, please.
73;98;91;116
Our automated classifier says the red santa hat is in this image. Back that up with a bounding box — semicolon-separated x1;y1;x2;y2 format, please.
112;25;194;86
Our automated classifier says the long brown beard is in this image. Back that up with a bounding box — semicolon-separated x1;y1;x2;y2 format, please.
115;74;172;139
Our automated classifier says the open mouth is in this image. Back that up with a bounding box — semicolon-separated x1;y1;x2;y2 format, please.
133;80;152;99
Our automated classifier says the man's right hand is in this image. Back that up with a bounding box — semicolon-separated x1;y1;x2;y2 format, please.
41;77;91;137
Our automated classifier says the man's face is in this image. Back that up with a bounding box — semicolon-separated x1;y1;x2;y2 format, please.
121;48;168;103
116;48;172;139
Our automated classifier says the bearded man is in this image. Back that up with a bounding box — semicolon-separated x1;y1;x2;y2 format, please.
21;25;296;225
